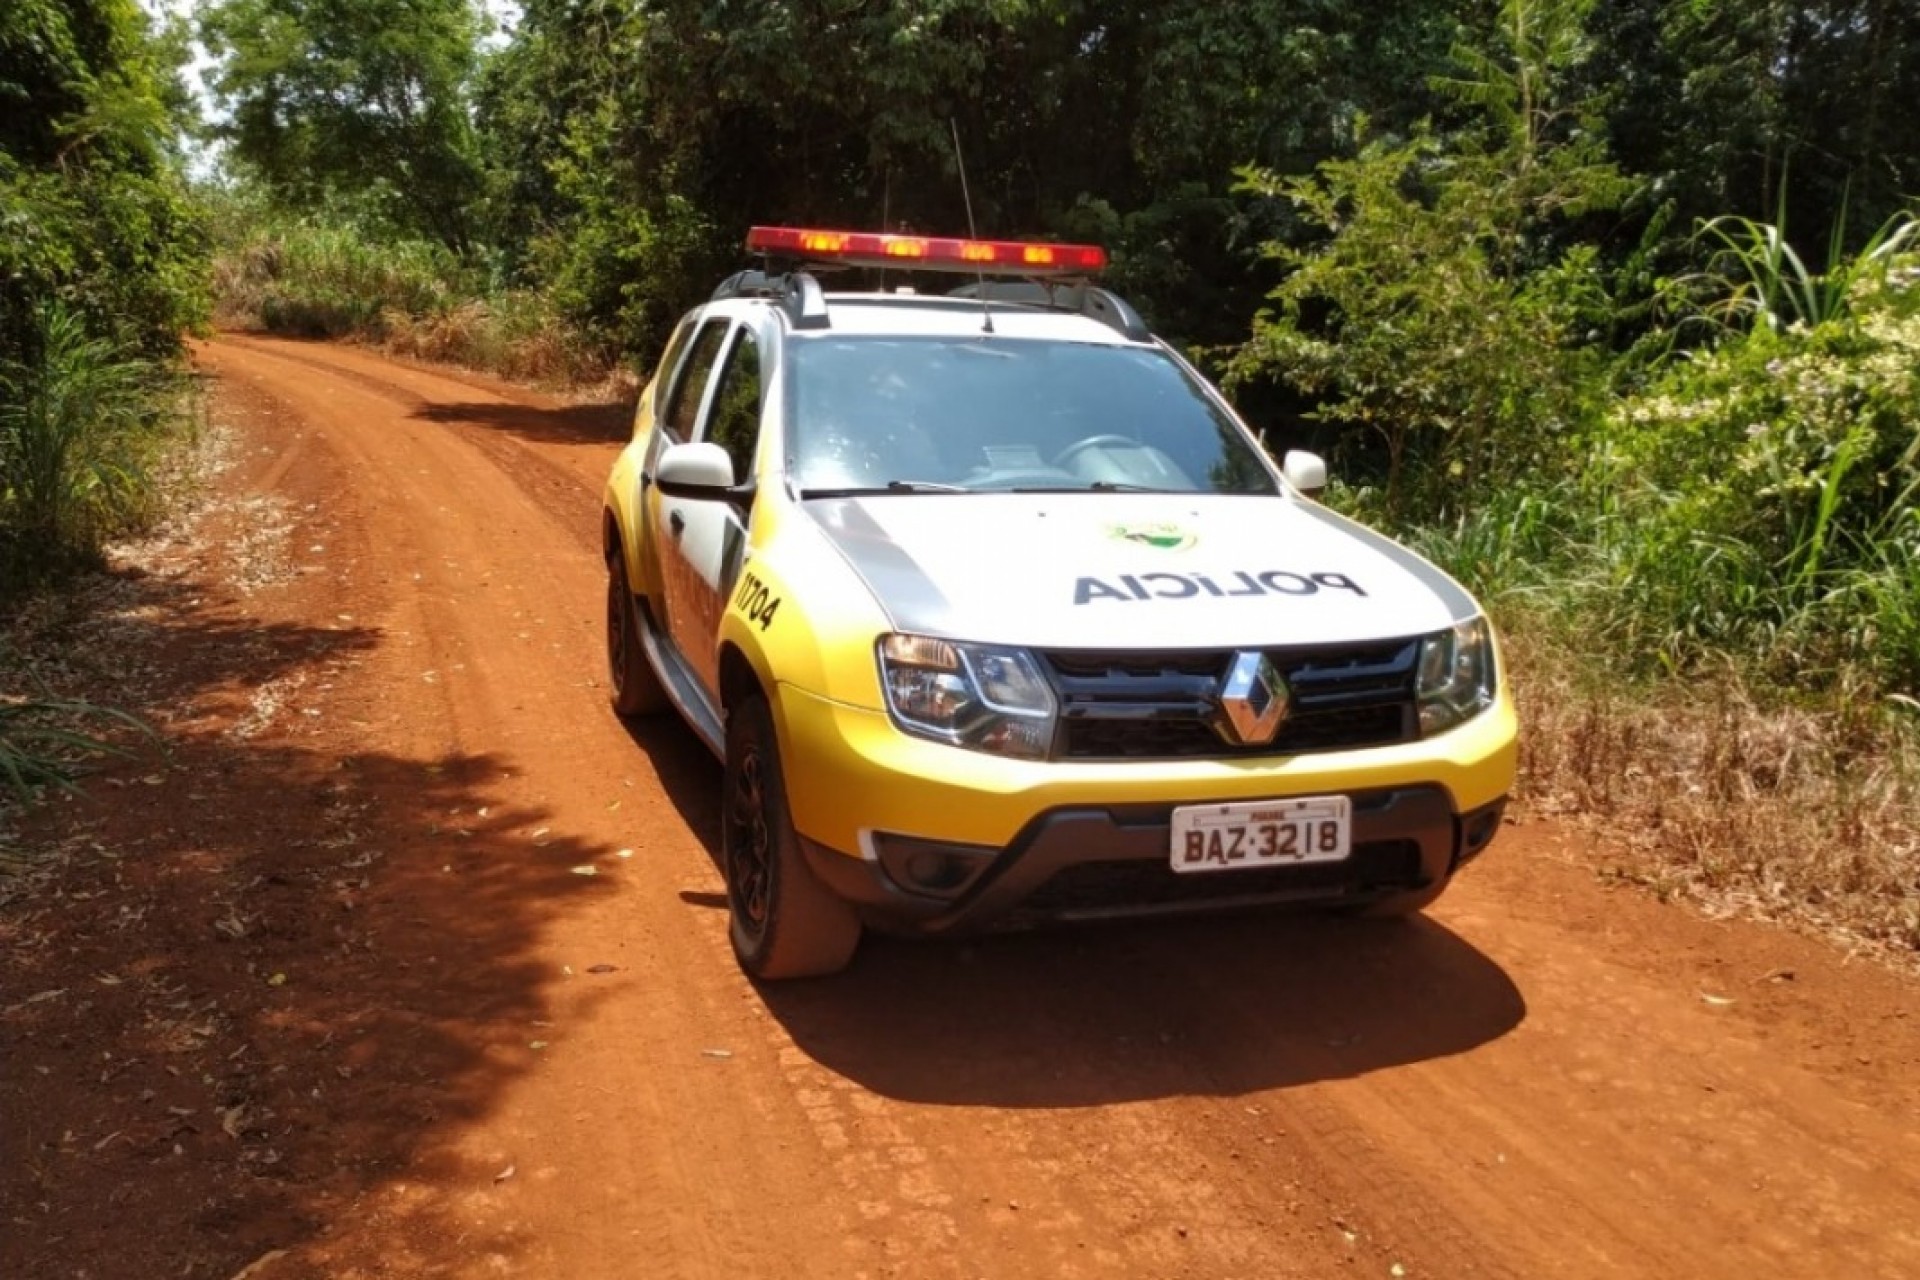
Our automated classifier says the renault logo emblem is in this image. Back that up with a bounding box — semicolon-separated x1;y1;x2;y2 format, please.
1215;651;1289;746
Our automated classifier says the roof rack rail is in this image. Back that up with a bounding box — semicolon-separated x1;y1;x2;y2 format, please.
711;269;831;330
710;269;780;300
947;280;1150;342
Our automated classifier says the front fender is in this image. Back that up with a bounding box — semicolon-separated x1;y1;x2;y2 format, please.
716;499;892;711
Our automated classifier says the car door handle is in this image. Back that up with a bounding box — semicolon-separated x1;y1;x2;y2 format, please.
669;510;685;537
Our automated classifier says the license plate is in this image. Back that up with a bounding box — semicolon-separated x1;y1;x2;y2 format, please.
1169;795;1352;874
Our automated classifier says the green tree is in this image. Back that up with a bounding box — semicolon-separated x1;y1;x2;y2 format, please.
1231;0;1632;518
198;0;487;251
1585;0;1920;258
2;0;205;587
477;0;1474;358
1;0;206;366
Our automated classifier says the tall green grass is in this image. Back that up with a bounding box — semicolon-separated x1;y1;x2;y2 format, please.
1395;461;1920;957
1698;203;1919;332
0;304;177;586
214;223;461;338
1;305;177;808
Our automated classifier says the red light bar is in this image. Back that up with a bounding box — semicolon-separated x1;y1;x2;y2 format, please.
747;226;1107;276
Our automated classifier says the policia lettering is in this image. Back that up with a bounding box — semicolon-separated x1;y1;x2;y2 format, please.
1073;570;1367;606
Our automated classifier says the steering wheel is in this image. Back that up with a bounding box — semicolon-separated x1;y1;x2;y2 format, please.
1052;434;1139;469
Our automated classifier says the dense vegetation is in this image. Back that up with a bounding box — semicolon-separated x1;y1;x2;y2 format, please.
2;0;206;587
5;0;1916;946
1;0;208;796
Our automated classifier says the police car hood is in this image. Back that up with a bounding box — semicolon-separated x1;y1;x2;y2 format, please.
804;492;1477;649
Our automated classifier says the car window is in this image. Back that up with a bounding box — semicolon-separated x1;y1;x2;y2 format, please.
701;327;763;483
785;337;1277;495
635;317;695;430
662;318;731;442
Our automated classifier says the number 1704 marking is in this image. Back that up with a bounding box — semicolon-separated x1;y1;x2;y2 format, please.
733;570;781;631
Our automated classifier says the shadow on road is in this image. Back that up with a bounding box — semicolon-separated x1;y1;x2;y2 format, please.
1;578;620;1280
415;399;630;447
763;914;1523;1106
619;713;722;841
622;708;1525;1106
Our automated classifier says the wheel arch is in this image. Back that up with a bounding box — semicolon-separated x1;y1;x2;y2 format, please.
719;642;768;715
601;506;624;568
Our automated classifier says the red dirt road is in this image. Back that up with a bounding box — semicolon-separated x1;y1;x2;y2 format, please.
4;334;1918;1279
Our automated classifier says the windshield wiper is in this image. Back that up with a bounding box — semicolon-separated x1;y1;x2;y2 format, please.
885;479;968;492
1008;481;1174;494
799;480;970;499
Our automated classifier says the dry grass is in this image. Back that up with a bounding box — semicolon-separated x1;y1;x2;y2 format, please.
373;298;616;390
1507;630;1920;964
210;224;622;393
208;240;281;329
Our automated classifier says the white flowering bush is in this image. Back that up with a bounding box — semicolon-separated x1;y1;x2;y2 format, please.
1590;254;1920;690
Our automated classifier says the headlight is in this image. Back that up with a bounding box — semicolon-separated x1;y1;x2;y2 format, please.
878;634;1057;759
1417;617;1498;737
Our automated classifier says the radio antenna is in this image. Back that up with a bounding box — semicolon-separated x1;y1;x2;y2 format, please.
951;117;993;335
879;169;891;293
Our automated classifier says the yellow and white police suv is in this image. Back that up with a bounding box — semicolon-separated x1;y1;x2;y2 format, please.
602;226;1517;978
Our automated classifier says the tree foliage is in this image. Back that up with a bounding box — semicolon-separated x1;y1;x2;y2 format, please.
1232;0;1629;518
2;0;205;589
198;0;486;250
182;0;1920;365
1585;0;1920;249
475;0;1473;356
1;0;206;367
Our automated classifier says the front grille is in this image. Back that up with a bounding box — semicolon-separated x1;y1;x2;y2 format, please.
1017;840;1424;916
1064;702;1409;759
1046;651;1229;681
1044;639;1420;761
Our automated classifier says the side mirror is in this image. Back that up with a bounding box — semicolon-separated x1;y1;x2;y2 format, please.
1282;450;1328;500
655;441;756;512
656;441;735;490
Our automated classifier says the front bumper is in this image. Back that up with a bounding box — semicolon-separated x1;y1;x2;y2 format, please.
802;787;1505;934
776;683;1517;934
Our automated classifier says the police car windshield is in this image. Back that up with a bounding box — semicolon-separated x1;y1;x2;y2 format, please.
786;337;1278;497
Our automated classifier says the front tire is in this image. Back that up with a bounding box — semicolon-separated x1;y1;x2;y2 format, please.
723;695;861;979
606;551;667;717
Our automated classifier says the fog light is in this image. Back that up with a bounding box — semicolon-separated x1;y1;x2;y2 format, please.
1456;799;1506;867
906;849;969;892
872;833;999;900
